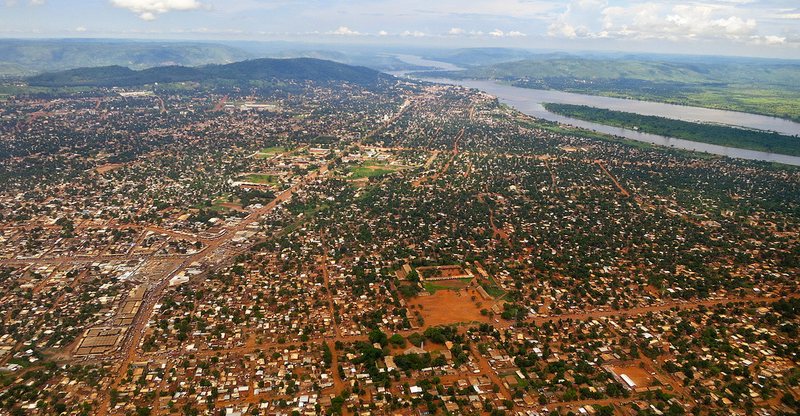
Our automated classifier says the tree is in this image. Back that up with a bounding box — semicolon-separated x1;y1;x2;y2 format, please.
388;334;406;347
369;329;388;347
322;343;333;367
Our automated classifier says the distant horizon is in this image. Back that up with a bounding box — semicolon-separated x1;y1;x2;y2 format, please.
2;0;798;60
2;36;799;63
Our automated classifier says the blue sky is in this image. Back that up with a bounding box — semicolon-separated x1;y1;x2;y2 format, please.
2;0;799;58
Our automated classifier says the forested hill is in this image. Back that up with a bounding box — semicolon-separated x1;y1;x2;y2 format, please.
0;39;251;76
27;58;393;88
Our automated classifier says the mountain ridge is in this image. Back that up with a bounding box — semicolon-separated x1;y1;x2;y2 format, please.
0;39;252;76
27;57;394;88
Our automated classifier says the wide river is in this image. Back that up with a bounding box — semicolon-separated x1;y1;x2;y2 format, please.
391;55;800;166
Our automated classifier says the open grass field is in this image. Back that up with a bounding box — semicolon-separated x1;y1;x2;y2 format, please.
192;195;239;213
347;160;405;179
240;173;279;185
424;278;472;294
480;277;505;298
211;195;244;211
481;284;505;299
254;146;291;159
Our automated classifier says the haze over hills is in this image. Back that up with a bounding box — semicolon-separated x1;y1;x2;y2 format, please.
26;57;394;88
8;38;800;121
0;39;436;77
425;55;800;84
421;48;542;67
0;39;253;77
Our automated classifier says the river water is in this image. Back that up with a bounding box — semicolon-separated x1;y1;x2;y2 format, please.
391;55;800;166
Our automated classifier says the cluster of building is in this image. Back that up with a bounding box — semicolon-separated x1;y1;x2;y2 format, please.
0;73;797;416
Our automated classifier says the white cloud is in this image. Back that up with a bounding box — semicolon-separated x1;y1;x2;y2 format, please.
447;27;525;38
329;26;362;36
750;34;786;45
75;26;87;32
549;1;765;42
5;0;46;5
548;0;608;39
663;5;756;38
110;0;203;20
378;30;389;36
400;30;426;37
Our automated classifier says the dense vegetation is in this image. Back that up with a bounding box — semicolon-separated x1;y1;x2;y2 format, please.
0;39;251;76
416;55;800;121
27;58;393;88
544;103;800;156
422;47;539;67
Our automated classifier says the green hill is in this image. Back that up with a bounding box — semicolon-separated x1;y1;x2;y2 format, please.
0;39;251;76
429;55;800;87
422;48;539;67
27;58;393;88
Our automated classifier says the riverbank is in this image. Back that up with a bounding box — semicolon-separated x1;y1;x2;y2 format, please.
391;55;800;166
544;103;800;157
411;55;800;123
411;76;800;166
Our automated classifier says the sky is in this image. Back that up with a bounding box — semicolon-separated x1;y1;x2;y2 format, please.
2;0;800;58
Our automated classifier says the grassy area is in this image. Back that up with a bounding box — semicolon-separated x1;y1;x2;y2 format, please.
192;195;237;213
423;278;471;294
481;283;506;298
211;195;241;211
545;103;800;156
254;146;291;158
347;160;404;179
241;173;279;185
480;276;506;298
350;166;396;179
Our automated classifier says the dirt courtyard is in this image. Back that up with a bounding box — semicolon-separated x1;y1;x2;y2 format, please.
609;364;656;387
413;288;490;326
